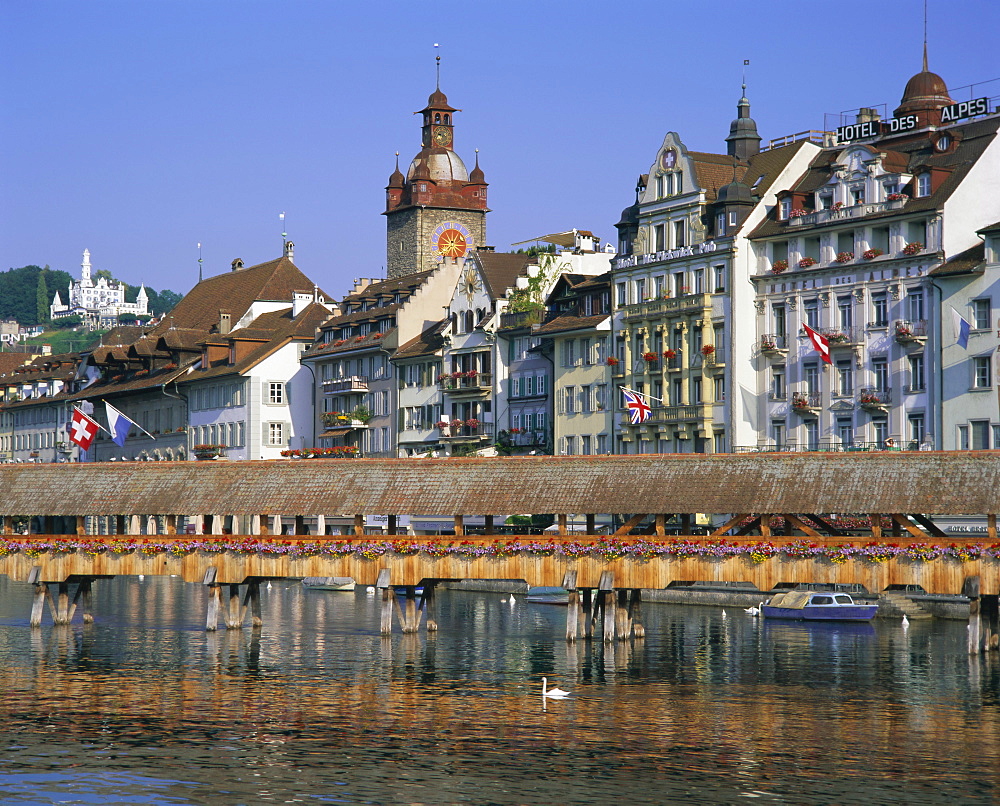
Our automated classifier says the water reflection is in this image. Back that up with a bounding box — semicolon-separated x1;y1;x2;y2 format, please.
0;576;997;805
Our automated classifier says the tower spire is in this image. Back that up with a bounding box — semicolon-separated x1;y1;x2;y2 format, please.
197;242;203;283
922;0;928;71
434;43;440;89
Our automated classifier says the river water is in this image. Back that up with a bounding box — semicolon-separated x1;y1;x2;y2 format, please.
0;575;997;805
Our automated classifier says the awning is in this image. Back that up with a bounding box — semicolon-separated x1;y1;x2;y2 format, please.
320;428;352;437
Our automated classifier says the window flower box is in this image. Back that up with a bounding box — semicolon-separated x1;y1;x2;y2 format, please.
464;418;480;429
835;251;854;264
862;248;884;260
902;242;923;256
886;193;909;202
798;257;817;269
642;352;659;363
701;344;715;356
771;260;788;274
662;349;677;359
605;356;619;366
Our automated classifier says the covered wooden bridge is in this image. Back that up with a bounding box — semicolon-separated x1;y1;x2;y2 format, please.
0;452;998;645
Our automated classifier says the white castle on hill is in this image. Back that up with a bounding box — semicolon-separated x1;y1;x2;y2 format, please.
50;249;149;327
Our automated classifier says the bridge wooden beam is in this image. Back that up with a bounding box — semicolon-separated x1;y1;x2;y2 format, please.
760;514;772;538
889;513;932;541
454;515;464;537
586;514;596;534
735;516;762;536
613;514;646;536
990;514;998;541
784;514;822;539
870;513;883;540
354;515;364;536
802;514;845;537
558;514;567;536
908;514;947;538
710;514;749;538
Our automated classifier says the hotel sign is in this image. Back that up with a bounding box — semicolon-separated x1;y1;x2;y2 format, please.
836;98;991;144
614;240;718;271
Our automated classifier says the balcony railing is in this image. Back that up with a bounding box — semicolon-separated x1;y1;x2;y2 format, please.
858;388;891;409
734;440;920;454
791;392;821;415
759;334;788;353
439;422;494;441
820;327;862;346
438;372;493;393
498;309;545;330
627;405;713;425
322;376;369;395
894;319;927;343
786;199;906;227
621;293;712;321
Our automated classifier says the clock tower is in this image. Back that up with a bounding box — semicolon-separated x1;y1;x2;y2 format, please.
384;85;489;279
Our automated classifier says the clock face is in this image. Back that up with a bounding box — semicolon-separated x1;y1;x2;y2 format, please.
433;221;474;259
660;149;677;170
433;125;453;147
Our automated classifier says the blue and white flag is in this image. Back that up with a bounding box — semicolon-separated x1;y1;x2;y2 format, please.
105;400;154;446
951;307;971;349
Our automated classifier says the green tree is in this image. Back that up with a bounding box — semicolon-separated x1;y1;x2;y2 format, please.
36;271;49;324
51;314;82;330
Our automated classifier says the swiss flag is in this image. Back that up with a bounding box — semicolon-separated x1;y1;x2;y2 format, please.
70;407;100;450
801;323;832;365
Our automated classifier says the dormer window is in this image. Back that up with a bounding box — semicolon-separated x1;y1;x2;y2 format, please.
883;181;899;197
917;173;931;197
779;199;791;220
819;193;833;210
935;133;951;152
851;187;865;206
728;211;737;226
716;212;725;235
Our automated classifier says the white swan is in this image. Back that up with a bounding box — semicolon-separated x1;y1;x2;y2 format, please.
721;609;728;619
901;614;909;629
745;603;761;616
542;677;569;699
266;581;272;590
366;586;376;595
508;594;516;607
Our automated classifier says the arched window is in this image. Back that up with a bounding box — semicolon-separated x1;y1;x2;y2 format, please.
435;113;441;123
444;114;450;124
451;311;459;332
464;310;475;332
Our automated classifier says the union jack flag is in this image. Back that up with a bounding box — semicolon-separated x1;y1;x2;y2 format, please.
622;388;652;425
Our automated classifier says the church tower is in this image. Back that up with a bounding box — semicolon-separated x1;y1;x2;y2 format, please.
384;85;488;279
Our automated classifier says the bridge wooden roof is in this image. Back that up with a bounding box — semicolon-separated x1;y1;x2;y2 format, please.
1;452;998;517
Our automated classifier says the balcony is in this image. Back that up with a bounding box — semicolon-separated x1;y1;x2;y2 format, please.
791;392;821;416
894;319;927;345
438;372;493;395
498;309;545;330
820;327;863;347
439;421;494;442
320;414;369;432
621;293;712;322
759;334;788;355
858;388;891;411
690;350;722;370
506;430;547;448
322;375;369;395
786;199;906;227
627;404;713;426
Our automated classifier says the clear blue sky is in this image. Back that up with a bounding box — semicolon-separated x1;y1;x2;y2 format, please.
2;0;997;298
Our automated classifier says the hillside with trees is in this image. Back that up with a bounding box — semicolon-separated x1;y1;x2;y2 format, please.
0;264;182;326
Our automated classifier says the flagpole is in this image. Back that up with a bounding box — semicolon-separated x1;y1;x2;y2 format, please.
74;405;112;436
618;384;666;404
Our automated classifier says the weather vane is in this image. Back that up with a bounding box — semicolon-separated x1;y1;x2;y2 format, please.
434;43;440;88
197;242;203;282
280;212;287;246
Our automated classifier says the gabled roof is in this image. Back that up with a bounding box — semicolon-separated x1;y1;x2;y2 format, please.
471;251;532;299
151;256;327;334
185;303;331;383
393;319;449;360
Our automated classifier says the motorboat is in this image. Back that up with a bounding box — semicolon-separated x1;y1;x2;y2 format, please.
525;587;570;605
302;577;356;592
762;590;877;622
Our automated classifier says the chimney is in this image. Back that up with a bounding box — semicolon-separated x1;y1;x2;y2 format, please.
284;240;295;261
231;258;245;271
856;107;881;124
219;310;231;335
292;291;311;318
